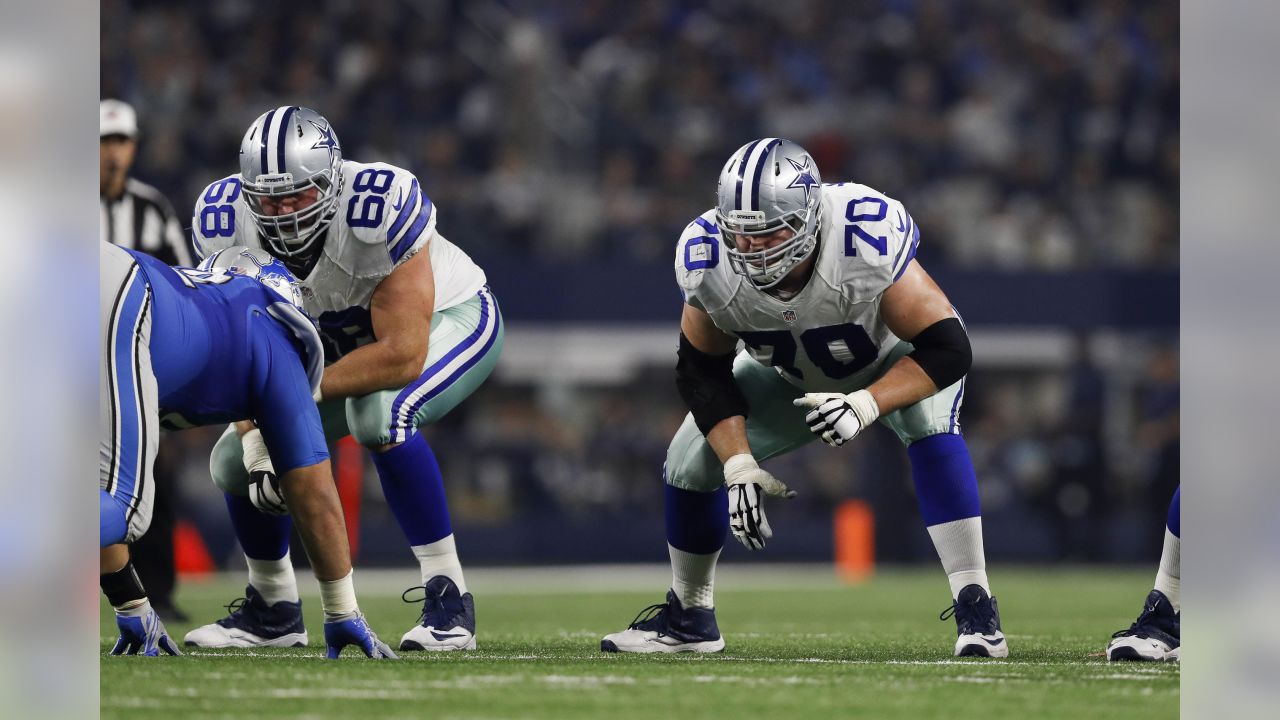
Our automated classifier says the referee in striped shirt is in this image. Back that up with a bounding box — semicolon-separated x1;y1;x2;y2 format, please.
100;99;191;265
101;98;190;621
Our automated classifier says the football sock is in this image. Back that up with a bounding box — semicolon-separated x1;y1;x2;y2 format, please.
1154;486;1180;611
371;432;454;546
247;554;300;605
411;534;468;593
927;518;991;599
101;561;148;613
664;484;728;609
225;491;292;559
670;545;720;609
319;569;359;620
909;434;989;599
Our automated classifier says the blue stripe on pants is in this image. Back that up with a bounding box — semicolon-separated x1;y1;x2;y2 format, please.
107;268;149;517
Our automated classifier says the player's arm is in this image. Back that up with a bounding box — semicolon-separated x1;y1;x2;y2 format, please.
679;303;749;462
678;303;795;551
252;335;395;658
795;259;971;447
869;260;969;410
315;246;435;403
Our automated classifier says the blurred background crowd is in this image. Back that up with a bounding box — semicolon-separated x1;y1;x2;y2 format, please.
102;0;1178;569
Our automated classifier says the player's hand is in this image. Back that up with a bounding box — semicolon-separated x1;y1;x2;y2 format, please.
242;427;288;515
794;390;880;448
324;614;398;659
110;605;182;657
722;454;796;551
249;470;289;515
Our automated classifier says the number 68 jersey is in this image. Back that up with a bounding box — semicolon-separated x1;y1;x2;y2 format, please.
675;182;921;394
191;160;487;362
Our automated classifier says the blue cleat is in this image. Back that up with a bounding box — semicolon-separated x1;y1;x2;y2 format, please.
110;605;182;657
1107;589;1180;661
324;614;397;659
183;585;308;648
600;589;725;653
399;575;477;651
940;584;1009;658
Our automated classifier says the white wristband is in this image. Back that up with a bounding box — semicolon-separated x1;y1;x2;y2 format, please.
723;453;759;485
241;427;275;475
319;568;359;620
846;389;881;427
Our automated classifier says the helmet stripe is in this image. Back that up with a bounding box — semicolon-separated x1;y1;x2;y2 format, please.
258;108;277;176
749;138;782;213
275;106;296;175
734;138;763;212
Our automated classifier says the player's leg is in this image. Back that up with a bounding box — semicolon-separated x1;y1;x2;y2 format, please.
880;361;1006;658
100;243;160;550
99;243;178;656
1108;485;1181;661
184;405;349;648
344;287;502;651
601;351;813;653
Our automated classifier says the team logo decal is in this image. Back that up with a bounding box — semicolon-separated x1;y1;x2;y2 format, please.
309;120;341;160
782;309;797;325
785;156;820;205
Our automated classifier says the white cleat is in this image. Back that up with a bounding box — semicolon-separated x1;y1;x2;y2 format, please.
182;586;308;648
942;584;1010;658
398;576;477;652
1106;590;1180;662
600;590;725;654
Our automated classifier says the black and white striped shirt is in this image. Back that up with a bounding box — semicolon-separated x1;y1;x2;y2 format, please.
101;177;193;267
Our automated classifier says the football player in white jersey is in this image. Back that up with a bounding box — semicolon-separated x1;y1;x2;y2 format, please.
185;107;503;652
601;139;1008;658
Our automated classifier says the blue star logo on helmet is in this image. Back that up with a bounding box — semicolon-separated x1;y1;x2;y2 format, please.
785;156;820;205
309;119;340;160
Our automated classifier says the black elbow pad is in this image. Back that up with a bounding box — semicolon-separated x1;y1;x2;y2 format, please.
675;333;749;435
906;317;972;390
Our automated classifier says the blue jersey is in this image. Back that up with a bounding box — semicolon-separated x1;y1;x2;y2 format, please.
125;249;328;473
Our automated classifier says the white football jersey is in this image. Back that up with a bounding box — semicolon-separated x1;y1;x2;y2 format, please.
675;182;920;393
192;160;487;361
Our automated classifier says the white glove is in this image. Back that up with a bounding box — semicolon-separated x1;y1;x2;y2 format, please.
723;453;796;551
242;427;288;515
793;389;880;448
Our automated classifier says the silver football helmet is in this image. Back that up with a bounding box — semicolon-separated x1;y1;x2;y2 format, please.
239;106;344;258
715;138;823;289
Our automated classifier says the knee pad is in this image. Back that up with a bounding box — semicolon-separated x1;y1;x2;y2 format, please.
100;489;128;547
345;393;397;447
210;424;251;495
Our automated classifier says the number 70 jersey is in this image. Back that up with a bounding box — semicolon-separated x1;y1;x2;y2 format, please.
675;182;922;394
191;160;487;361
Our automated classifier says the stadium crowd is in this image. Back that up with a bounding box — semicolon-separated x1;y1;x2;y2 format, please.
103;0;1176;269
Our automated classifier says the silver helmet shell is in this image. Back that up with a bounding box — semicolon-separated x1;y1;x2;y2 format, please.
715;138;823;289
238;106;344;258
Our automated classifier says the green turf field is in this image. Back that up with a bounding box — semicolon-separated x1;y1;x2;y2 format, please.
100;565;1178;719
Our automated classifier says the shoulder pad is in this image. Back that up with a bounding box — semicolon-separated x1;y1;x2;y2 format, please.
817;183;920;298
674;212;722;295
342;162;436;265
190;175;249;260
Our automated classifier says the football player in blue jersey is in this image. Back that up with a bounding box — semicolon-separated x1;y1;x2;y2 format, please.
1107;486;1180;661
187;107;501;651
601;139;1007;658
100;242;395;659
